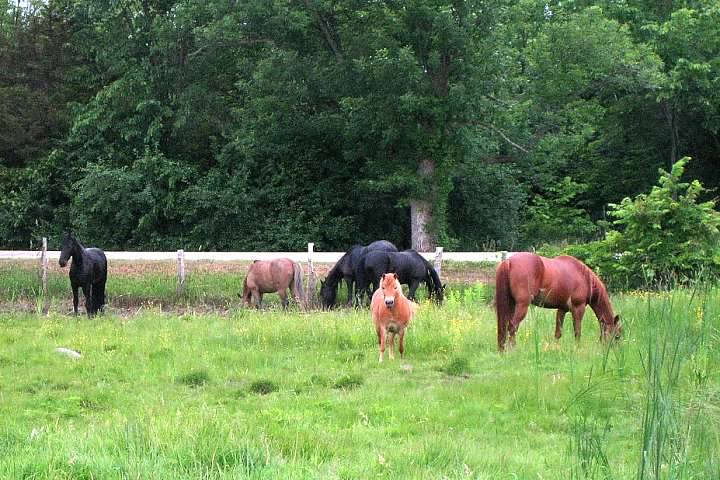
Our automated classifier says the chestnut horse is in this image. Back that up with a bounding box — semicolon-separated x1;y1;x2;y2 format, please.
495;253;621;352
242;258;305;309
371;273;418;362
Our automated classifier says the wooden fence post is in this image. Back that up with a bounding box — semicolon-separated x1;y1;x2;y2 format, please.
434;246;443;278
176;249;185;295
306;242;316;308
41;237;49;315
501;251;508;262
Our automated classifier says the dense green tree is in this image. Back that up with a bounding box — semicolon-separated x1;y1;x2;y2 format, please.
1;0;718;254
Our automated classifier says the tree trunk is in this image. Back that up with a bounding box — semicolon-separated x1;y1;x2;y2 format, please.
662;101;679;170
410;159;437;251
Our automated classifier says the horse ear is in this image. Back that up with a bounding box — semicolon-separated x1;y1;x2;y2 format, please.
393;273;398;280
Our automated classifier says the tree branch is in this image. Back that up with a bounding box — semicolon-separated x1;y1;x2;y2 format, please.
187;38;275;59
304;1;343;61
475;122;530;154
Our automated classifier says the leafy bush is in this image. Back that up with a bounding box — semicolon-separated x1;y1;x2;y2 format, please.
333;374;364;390
443;356;472;377
177;370;211;387
558;158;720;289
521;177;599;247
249;380;279;395
448;163;527;250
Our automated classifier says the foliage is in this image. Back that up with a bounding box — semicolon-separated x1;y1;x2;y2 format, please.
249;380;279;395
1;1;720;250
521;177;598;247
584;158;720;288
448;162;527;250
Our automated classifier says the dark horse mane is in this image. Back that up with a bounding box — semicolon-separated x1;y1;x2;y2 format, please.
324;249;354;288
424;256;443;298
560;255;609;305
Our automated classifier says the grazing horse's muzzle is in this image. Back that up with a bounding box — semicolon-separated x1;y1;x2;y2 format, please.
59;258;68;268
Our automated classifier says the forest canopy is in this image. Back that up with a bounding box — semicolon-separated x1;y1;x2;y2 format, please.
1;0;718;252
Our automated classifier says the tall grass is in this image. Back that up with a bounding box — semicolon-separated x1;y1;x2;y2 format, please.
0;265;718;478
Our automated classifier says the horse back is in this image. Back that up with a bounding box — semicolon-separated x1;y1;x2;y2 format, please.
71;247;107;283
86;248;107;265
248;258;295;292
550;256;598;300
366;240;398;253
509;253;593;306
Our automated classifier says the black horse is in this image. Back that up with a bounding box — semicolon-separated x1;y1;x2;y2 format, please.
319;240;398;309
356;249;444;304
58;233;108;318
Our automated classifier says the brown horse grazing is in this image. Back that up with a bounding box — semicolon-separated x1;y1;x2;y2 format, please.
495;253;621;352
242;258;305;309
371;273;418;362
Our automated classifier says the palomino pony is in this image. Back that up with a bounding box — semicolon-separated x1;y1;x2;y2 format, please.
495;253;621;352
371;273;418;362
242;258;305;309
58;233;108;318
320;240;398;309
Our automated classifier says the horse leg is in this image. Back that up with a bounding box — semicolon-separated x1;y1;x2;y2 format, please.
388;332;395;360
346;277;354;307
571;304;587;343
251;290;261;309
555;309;567;340
82;284;93;318
94;281;106;314
408;279;420;302
398;329;405;359
71;284;80;315
378;327;386;363
279;289;289;310
508;302;529;349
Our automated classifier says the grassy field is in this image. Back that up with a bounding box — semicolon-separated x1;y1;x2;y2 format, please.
0;262;719;478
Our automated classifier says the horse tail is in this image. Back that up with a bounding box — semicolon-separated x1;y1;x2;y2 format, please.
422;257;443;303
95;281;106;313
293;262;306;308
495;259;513;352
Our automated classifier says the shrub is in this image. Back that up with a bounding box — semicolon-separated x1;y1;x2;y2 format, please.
249;380;279;395
333;374;364;390
443;356;472;377
177;370;211;387
552;158;720;289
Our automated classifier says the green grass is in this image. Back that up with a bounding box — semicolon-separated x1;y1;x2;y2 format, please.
0;260;248;310
0;285;718;478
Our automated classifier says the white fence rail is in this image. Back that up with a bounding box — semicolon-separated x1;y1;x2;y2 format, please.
0;250;515;263
2;240;517;311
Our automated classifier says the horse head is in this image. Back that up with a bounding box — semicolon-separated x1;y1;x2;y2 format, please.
380;273;401;309
319;279;337;309
602;314;623;341
59;232;77;267
433;282;447;304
